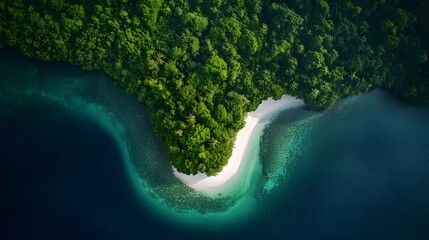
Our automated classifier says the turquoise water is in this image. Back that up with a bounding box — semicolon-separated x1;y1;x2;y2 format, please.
1;50;429;239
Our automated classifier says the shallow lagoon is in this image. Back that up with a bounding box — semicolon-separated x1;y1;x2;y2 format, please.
1;50;428;239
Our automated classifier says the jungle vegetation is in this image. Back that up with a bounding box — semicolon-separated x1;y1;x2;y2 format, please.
1;0;428;175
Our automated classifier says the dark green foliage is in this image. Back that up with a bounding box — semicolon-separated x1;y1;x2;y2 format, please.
1;0;428;175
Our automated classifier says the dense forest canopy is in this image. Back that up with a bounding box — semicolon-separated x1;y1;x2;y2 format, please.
1;0;428;175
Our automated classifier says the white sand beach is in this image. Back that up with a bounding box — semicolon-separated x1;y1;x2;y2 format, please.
173;95;304;194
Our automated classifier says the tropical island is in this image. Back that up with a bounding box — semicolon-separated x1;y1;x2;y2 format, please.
1;0;428;176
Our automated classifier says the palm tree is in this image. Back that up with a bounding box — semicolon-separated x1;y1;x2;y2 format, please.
186;114;196;125
155;52;165;65
290;81;299;91
309;88;320;100
350;71;359;80
209;138;219;148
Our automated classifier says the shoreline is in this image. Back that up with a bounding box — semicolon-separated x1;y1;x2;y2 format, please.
173;95;304;195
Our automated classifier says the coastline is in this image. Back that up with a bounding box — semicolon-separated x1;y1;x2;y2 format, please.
173;95;304;195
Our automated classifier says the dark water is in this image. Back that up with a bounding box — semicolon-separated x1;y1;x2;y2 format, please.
1;50;429;239
0;50;184;239
0;106;138;239
258;93;429;239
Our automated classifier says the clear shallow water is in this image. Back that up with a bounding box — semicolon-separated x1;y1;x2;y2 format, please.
1;50;429;239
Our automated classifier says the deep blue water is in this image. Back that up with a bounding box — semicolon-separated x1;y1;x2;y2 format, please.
0;50;184;239
259;93;429;239
1;49;429;239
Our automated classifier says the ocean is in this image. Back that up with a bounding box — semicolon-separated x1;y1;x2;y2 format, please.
1;49;428;239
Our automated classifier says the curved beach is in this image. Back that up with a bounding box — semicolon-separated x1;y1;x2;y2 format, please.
173;95;304;195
